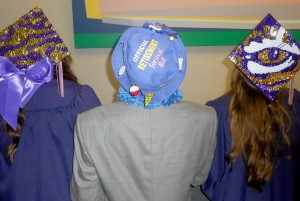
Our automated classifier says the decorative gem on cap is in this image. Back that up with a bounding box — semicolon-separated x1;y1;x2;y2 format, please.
112;22;187;108
119;65;126;76
143;22;178;40
228;14;300;100
0;6;69;69
145;93;154;107
129;84;140;96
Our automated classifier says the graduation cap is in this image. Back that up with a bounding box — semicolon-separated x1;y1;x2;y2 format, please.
228;14;300;101
0;6;69;130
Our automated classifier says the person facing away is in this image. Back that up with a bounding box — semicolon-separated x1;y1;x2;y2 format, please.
201;14;300;201
0;7;101;201
70;22;217;201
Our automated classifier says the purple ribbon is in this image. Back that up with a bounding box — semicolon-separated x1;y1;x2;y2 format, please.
0;56;53;130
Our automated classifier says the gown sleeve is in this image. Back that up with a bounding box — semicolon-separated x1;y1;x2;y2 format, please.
201;96;232;200
74;85;101;113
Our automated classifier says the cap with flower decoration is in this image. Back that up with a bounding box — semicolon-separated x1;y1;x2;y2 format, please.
0;6;69;130
228;13;300;101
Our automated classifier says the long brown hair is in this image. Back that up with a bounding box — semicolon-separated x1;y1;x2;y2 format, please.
226;69;292;192
5;56;78;163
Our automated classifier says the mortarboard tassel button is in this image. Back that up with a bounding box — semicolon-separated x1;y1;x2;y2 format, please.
130;84;140;96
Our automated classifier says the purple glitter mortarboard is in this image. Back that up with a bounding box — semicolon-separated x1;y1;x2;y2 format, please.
0;6;69;69
228;14;300;100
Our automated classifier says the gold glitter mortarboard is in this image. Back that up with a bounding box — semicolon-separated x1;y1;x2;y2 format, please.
0;6;69;69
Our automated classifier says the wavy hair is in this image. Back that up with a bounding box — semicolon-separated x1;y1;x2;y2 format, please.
5;56;78;163
226;69;292;192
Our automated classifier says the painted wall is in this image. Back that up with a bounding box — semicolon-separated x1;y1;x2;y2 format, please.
1;1;299;201
1;0;299;106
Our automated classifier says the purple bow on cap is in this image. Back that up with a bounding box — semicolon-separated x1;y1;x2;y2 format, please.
0;56;53;130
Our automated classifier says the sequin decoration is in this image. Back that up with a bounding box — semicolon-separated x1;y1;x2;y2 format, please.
228;14;300;100
0;6;69;69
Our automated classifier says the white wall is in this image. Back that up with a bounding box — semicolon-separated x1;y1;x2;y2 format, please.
1;0;299;105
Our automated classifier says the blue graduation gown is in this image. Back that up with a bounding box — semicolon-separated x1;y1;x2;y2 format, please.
0;79;101;201
202;88;300;201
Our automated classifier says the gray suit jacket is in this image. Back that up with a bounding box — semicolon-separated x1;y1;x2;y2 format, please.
71;101;217;201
